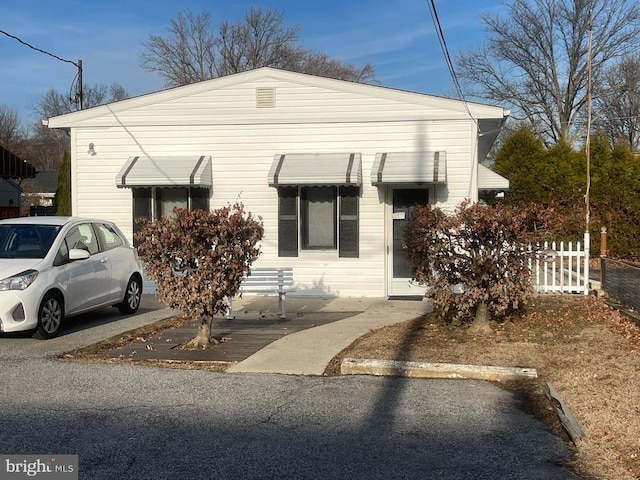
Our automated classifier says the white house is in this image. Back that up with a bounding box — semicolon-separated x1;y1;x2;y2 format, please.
47;67;509;298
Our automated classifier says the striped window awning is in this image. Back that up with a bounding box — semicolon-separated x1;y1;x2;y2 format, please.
116;156;212;188
370;152;447;185
268;153;362;187
478;164;510;192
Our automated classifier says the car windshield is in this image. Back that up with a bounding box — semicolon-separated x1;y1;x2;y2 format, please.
0;224;63;259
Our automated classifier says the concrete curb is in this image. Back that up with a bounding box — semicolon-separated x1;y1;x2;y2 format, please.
340;358;538;382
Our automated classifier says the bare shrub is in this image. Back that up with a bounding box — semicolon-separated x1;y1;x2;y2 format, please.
405;201;556;330
135;204;263;348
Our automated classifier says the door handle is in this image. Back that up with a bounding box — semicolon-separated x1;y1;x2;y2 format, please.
100;256;109;263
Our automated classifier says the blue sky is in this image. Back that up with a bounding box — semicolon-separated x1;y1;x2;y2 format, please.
0;0;504;124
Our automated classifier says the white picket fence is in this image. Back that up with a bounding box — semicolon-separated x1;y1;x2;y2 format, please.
528;232;590;295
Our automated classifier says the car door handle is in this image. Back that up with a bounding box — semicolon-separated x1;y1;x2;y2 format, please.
100;256;109;263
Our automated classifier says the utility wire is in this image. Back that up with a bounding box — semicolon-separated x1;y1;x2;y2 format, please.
1;29;83;109
427;0;476;125
0;29;78;67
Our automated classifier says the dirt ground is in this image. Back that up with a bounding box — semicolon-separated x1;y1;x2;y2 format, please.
325;295;640;480
66;295;640;480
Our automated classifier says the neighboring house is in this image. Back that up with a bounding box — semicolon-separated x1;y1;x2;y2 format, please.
0;145;37;219
47;67;510;297
20;171;58;216
0;177;21;217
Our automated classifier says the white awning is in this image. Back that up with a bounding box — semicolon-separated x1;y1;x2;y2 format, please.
268;153;362;187
116;156;212;188
371;152;446;185
478;164;509;191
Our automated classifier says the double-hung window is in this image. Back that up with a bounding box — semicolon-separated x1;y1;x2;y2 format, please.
115;155;213;245
278;186;359;258
268;152;362;259
132;187;210;244
133;187;209;220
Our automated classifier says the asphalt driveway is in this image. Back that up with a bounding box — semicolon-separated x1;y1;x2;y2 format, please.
0;294;577;478
0;359;576;479
0;294;173;359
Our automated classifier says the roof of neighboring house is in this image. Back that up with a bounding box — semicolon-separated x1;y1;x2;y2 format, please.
21;171;58;194
0;145;37;179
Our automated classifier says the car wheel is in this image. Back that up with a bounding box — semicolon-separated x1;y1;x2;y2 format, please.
118;276;142;314
33;292;64;340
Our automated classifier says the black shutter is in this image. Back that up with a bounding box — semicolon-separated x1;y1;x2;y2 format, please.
278;187;298;257
132;188;152;247
339;186;359;258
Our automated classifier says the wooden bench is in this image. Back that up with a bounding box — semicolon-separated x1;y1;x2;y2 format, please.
226;267;295;319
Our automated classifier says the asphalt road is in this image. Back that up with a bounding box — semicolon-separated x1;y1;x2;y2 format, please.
0;298;577;479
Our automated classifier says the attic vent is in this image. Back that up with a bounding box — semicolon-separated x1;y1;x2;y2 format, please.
256;87;276;108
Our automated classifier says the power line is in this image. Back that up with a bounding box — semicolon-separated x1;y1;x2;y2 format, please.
427;0;476;124
0;29;78;67
1;29;83;109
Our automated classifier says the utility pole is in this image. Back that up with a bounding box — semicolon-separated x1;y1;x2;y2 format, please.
76;59;83;110
585;10;593;235
583;8;593;295
0;29;82;110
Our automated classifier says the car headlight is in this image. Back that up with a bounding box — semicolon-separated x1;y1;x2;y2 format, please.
0;270;39;291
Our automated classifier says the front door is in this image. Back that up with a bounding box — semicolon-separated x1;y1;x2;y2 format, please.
387;188;429;296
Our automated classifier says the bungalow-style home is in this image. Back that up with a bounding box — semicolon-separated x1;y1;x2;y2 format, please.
46;67;509;297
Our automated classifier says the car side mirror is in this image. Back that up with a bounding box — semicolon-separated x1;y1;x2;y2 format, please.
68;248;91;261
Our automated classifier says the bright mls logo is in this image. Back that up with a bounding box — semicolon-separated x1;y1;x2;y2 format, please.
0;455;77;480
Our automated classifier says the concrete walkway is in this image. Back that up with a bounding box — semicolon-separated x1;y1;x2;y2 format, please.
226;296;431;375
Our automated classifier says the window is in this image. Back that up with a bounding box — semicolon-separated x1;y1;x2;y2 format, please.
156;188;188;218
95;223;124;251
75;224;99;255
54;223;99;265
0;225;61;259
132;187;210;244
278;186;359;258
302;187;337;249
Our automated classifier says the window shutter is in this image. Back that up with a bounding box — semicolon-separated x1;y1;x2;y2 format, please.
278;187;298;257
132;188;152;247
339;186;359;258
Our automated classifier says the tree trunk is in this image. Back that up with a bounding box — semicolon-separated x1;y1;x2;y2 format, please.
186;315;218;349
468;302;493;335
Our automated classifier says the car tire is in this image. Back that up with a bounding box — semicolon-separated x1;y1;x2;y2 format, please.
117;275;142;315
33;292;64;340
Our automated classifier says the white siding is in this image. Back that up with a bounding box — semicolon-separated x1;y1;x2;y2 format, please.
57;69;504;297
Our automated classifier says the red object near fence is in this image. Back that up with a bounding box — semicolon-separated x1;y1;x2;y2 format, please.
0;207;20;220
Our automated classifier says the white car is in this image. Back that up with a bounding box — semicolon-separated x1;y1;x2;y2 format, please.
0;217;143;339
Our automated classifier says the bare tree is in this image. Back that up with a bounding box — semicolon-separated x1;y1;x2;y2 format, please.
216;7;300;76
457;0;640;146
595;55;640;152
0;105;29;156
140;7;376;87
31;83;129;171
34;82;129;119
140;10;218;86
290;51;377;83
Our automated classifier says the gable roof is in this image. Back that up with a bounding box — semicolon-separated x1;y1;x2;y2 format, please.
47;67;509;129
21;171;58;193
